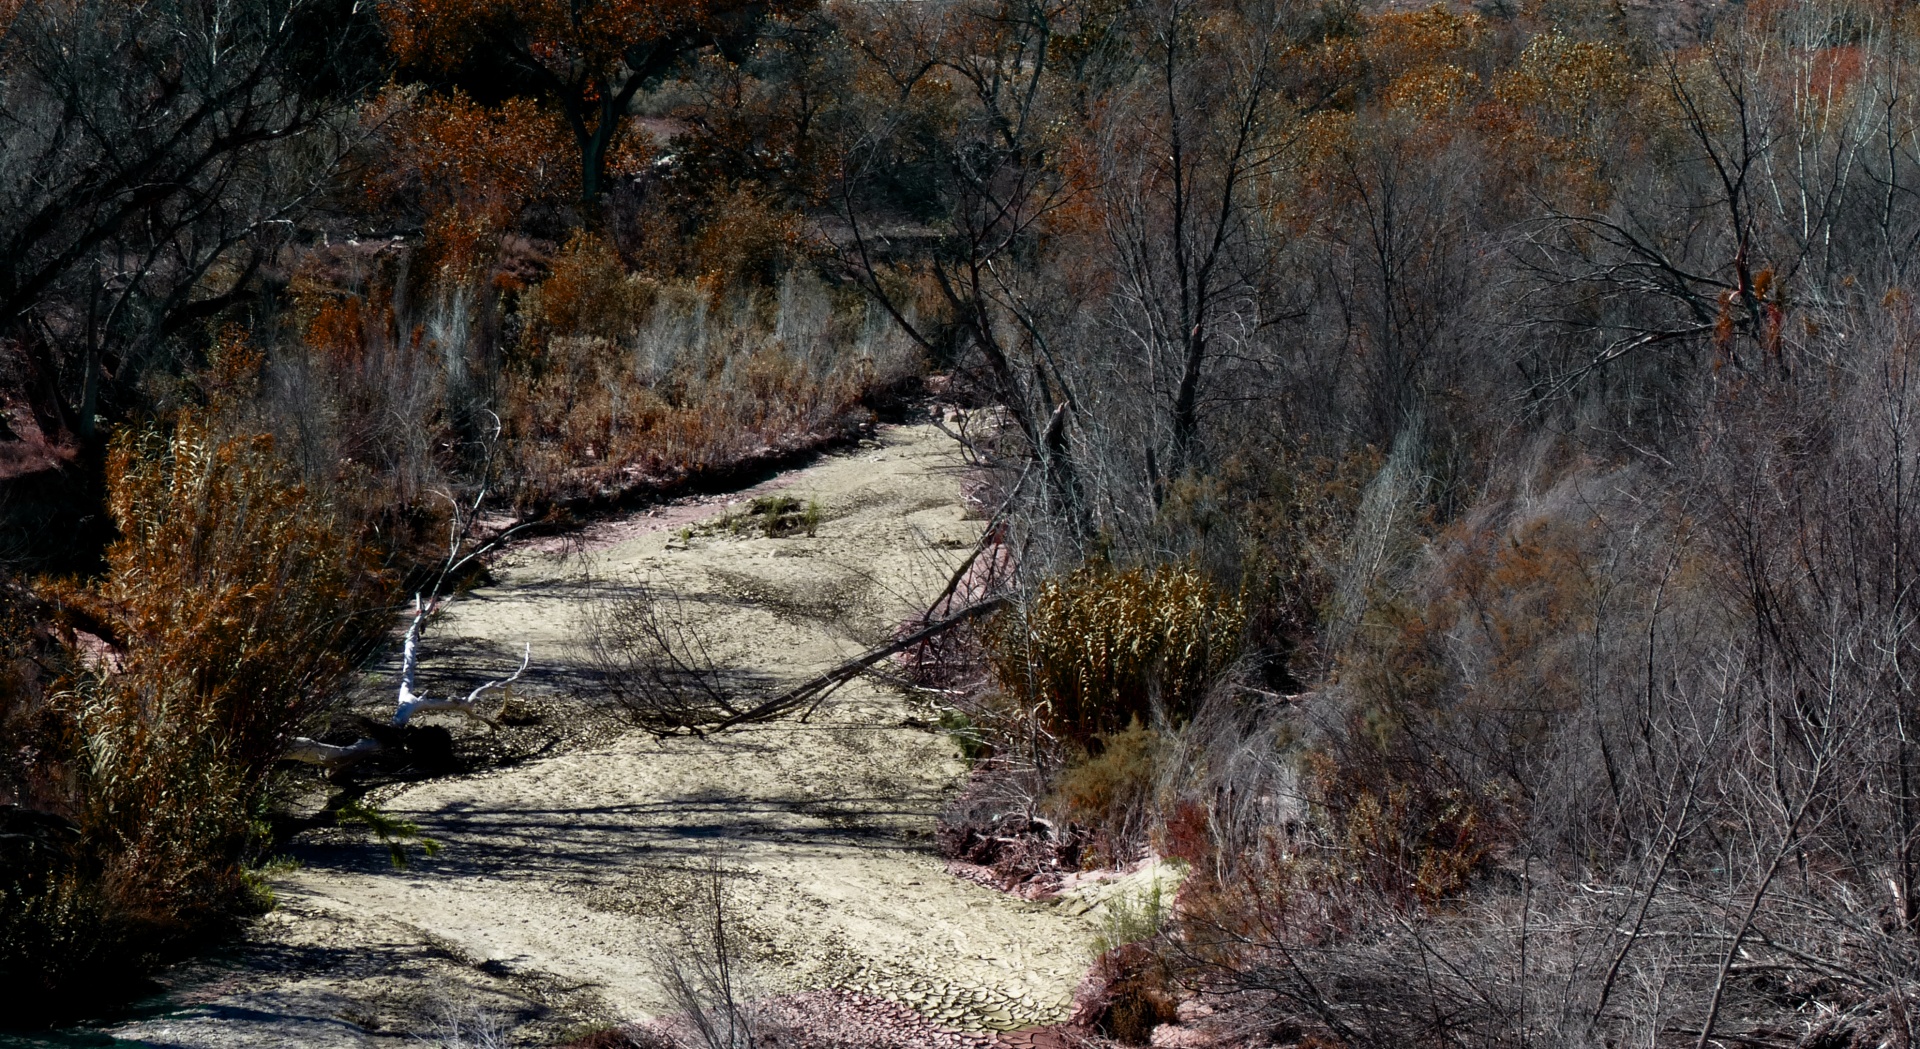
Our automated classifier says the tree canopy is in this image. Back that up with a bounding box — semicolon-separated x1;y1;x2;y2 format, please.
383;0;812;201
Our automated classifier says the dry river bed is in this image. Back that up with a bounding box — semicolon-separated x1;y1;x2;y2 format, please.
28;423;1156;1049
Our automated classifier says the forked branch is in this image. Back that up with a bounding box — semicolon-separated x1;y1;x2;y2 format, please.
286;594;532;769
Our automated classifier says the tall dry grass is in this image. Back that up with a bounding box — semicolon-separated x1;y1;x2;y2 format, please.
504;234;924;505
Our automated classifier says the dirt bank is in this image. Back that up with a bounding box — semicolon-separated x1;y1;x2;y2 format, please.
81;423;1115;1047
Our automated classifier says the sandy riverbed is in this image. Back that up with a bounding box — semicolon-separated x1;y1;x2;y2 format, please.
91;423;1113;1048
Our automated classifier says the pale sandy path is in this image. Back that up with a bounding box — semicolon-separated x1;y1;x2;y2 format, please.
99;423;1100;1048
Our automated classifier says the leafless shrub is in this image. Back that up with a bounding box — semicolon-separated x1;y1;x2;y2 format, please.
586;582;752;734
654;862;761;1049
421;998;512;1049
1149;675;1304;888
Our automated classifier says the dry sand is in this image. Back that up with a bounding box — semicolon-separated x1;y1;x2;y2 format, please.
98;423;1114;1048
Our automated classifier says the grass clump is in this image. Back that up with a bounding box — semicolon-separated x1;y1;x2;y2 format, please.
990;560;1244;748
709;494;819;538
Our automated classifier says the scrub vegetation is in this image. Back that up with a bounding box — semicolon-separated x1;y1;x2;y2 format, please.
8;0;1920;1045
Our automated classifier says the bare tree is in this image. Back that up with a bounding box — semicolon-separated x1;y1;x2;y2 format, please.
1097;0;1325;489
0;0;377;448
832;0;1098;545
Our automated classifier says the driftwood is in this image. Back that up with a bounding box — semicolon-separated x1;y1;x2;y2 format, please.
286;596;529;770
599;586;1009;735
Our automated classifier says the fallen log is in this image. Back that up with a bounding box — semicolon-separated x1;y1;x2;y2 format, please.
286;595;530;770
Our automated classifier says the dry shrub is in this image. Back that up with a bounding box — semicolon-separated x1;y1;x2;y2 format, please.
558;1029;659;1049
1307;757;1491;905
1156;442;1379;682
1050;721;1161;865
1162;484;1721;1047
936;765;1090;893
1055;722;1160;824
1303;603;1498;906
504;240;922;504
1;417;387;1016
91;418;383;767
1169;837;1518;1049
1073;877;1181;1045
990;560;1245;749
0;579;74;816
0;579;107;1011
519;231;655;348
1288;511;1620;912
84;419;385;904
277;249;465;528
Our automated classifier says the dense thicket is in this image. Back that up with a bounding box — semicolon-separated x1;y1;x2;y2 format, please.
840;2;1920;1046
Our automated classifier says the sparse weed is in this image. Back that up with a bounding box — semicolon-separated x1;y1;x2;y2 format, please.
1091;874;1172;958
705;495;814;539
747;496;803;537
422;997;512;1049
654;861;759;1049
938;707;988;763
336;799;442;869
236;853;305;909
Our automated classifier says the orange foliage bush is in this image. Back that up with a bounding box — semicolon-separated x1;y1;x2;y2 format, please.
686;184;806;290
1482;32;1640;207
380;0;807;200
67;417;387;924
364;89;574;273
1;418;387;1015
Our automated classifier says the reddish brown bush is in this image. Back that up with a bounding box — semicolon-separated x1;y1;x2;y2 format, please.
1073;942;1179;1046
1;417;388;1018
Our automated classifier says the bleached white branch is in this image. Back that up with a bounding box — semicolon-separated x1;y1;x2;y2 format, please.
285;736;385;768
284;594;530;771
394;643;530;729
464;643;532;708
396;594;427;713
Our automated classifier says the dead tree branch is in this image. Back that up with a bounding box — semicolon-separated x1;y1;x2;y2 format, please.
285;595;531;769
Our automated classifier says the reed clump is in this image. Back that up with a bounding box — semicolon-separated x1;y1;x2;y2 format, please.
988;560;1244;749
